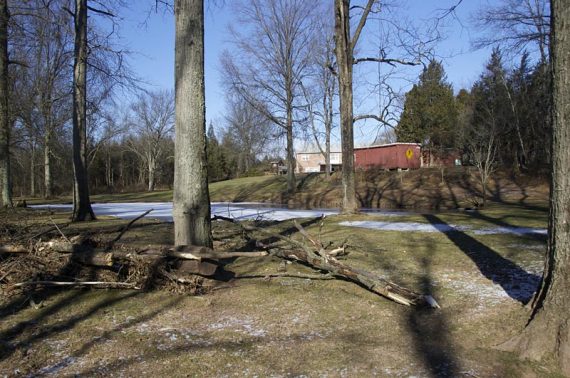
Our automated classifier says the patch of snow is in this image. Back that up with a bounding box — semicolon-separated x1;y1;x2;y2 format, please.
208;316;266;338
339;220;470;233
28;356;78;377
31;202;406;222
472;226;546;236
339;220;547;236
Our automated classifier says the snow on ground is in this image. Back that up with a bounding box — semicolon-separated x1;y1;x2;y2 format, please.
31;202;340;222
31;202;546;236
339;220;546;236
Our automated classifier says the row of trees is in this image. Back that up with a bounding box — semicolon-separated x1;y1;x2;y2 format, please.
397;51;551;171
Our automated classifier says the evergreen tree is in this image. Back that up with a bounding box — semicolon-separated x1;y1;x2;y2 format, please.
396;60;458;156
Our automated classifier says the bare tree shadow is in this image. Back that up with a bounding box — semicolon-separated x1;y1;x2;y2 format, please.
407;253;460;377
423;214;540;304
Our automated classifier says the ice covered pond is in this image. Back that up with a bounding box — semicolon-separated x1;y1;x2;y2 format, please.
31;202;547;236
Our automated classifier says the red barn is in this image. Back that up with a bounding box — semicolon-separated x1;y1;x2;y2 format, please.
354;143;421;170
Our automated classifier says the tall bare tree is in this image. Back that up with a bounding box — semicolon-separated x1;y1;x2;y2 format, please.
0;0;11;207
303;15;337;177
71;0;94;220
222;0;317;194
224;93;273;174
502;1;570;374
334;0;375;213
129;90;174;192
173;0;212;247
474;0;550;64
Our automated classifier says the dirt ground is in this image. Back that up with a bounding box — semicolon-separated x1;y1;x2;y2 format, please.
0;197;562;377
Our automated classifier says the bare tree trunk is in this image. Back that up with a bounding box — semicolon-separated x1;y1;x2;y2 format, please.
105;148;113;188
148;155;155;192
334;0;358;213
30;142;36;197
0;0;11;207
286;107;295;193
173;0;212;247
44;128;52;198
502;2;570;375
71;0;94;221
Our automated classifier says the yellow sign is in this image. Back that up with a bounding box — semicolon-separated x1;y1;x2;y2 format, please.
405;148;414;159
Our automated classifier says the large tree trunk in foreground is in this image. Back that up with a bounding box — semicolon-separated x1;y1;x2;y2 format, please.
503;1;570;374
71;0;94;221
173;0;212;247
0;0;11;208
334;0;358;213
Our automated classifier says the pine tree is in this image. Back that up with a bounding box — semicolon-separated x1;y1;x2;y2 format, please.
396;60;458;156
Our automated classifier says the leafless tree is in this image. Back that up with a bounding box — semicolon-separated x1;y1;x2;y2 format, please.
302;14;337;177
221;0;318;194
501;2;570;375
224;93;273;174
14;0;74;198
334;0;461;213
465;119;497;207
0;0;11;207
127;89;174;192
173;0;212;247
70;0;95;220
474;0;550;64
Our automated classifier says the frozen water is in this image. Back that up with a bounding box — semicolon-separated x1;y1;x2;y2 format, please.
31;202;547;236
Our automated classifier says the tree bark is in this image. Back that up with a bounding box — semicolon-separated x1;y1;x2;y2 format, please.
0;0;11;207
286;108;296;193
71;0;95;221
173;0;212;247
334;0;358;213
30;142;36;197
44;127;53;198
148;155;155;192
502;1;570;375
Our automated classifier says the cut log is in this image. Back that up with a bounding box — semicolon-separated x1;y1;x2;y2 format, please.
0;244;28;253
176;260;218;276
71;251;114;267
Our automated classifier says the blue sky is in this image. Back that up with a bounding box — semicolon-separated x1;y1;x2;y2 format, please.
115;1;504;145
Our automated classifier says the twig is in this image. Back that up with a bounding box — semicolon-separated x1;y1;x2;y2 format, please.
27;223;69;242
51;219;71;243
106;209;153;251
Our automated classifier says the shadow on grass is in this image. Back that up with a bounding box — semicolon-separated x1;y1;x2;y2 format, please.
407;252;460;377
423;214;540;304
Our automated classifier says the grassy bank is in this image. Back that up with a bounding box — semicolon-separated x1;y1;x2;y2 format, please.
23;167;549;210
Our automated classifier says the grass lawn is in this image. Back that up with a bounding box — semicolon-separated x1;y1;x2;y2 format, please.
0;198;559;377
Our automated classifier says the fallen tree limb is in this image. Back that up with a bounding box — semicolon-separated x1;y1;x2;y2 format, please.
213;216;439;308
235;272;335;280
12;281;140;289
1;239;269;265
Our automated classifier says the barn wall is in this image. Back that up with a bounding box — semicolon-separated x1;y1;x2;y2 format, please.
354;143;421;170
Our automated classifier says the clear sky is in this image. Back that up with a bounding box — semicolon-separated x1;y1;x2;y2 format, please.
114;1;508;145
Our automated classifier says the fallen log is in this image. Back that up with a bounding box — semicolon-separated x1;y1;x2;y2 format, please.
213;215;439;308
12;281;140;289
0;244;28;253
